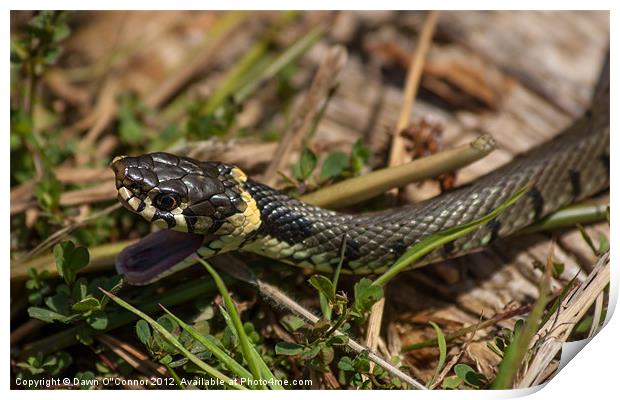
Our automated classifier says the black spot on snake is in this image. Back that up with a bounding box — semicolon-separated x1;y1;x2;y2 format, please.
344;238;361;260
442;241;455;255
183;209;197;233
210;219;224;234
527;187;544;220
153;209;175;228
486;218;501;243
569;170;581;200
390;238;407;258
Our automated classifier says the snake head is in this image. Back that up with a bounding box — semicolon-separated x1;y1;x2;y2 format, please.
110;152;259;285
111;152;249;234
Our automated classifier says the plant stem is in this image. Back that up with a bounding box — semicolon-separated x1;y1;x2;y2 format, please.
518;202;608;234
300;135;495;209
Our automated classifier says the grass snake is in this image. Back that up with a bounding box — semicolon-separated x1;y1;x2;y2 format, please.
111;63;609;285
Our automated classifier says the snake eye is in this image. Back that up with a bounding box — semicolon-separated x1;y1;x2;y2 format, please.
155;193;180;212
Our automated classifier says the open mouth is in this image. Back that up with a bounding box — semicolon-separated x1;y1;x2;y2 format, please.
116;230;204;285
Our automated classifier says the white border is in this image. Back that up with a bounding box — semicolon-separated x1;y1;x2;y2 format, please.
4;2;617;398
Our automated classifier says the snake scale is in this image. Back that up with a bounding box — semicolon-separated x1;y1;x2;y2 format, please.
111;63;609;285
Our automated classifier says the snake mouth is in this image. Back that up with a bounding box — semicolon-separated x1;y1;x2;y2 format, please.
116;230;204;285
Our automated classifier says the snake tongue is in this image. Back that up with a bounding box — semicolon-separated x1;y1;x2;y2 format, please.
116;230;204;285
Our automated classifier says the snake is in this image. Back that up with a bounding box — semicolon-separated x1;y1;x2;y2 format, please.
111;67;609;286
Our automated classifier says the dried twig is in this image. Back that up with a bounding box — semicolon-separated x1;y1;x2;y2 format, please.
261;45;347;186
402;303;533;352
10;319;45;346
75;77;119;165
15;203;121;264
515;251;609;388
10;167;112;214
364;298;385;353
388;10;440;170
97;333;167;377
429;328;477;389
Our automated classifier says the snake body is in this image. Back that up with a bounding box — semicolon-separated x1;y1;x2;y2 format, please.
111;73;609;285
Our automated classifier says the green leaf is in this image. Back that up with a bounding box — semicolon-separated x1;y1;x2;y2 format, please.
156;314;178;334
72;297;101;313
159;354;173;365
118;102;143;145
136;320;152;345
552;262;565;279
74;371;96;389
280;314;306;333
34;172;61;212
575;315;594;334
353;354;371;373
441;375;463;389
320;346;335;364
327;334;348;347
598;233;609;254
320;151;349;180
86;311;108;330
53;241;89;286
454;364;485;388
16;361;44;375
160;123;181;142
300;344;321;360
10;40;29;63
52;22;70;42
353;278;383;315
454;364;473;380
337;356;355;372
28;306;69;323
427;321;447;387
43;352;72;376
350;139;371;173
514;318;524;332
309;275;336;302
75;326;94;345
275;342;305;356
73;277;89;301
43;47;62;65
293;146;317;181
45;292;71;315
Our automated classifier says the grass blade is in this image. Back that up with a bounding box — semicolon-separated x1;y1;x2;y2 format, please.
219;306;284;390
198;259;266;389
373;183;532;287
518;202;608;234
99;288;246;390
160;305;254;382
426;321;447;388
490;253;552;389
